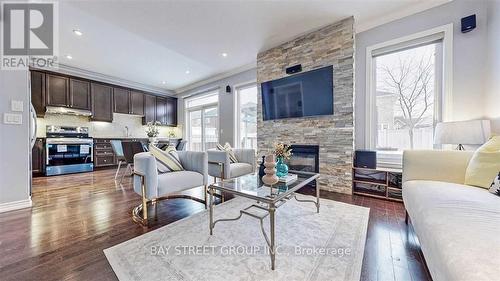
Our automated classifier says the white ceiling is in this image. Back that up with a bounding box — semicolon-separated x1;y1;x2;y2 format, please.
58;0;449;93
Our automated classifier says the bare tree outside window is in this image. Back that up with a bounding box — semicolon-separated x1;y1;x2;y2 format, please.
375;44;437;150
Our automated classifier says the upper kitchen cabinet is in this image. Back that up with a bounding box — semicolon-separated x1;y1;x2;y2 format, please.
45;73;91;110
143;94;156;125
154;96;177;126
30;71;46;117
130;91;144;116
156;97;167;125
113;87;130;114
91;83;113;122
166;97;177;126
69;79;91;110
46;74;69;107
29;70;175;125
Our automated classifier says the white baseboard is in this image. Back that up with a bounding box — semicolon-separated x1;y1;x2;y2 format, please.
0;198;32;213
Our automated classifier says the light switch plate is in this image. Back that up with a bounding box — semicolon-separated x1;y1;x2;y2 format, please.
11;100;24;112
3;113;23;125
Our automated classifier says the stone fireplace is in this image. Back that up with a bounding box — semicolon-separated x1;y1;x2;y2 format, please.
286;144;319;187
257;17;355;194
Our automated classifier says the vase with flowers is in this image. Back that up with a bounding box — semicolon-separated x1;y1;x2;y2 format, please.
273;142;292;178
146;121;160;144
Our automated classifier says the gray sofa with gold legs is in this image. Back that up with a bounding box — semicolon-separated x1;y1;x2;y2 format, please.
207;148;255;180
132;151;208;225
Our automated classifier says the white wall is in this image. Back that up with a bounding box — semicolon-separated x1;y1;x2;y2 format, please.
176;68;257;146
355;0;490;148
486;0;500;133
0;70;31;207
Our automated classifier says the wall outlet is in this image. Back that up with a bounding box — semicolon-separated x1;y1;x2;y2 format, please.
11;100;24;112
3;113;23;125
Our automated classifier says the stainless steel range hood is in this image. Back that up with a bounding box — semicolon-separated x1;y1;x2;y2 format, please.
46;106;92;117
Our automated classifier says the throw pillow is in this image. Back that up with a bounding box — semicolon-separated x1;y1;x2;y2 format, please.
216;142;238;163
149;145;184;173
465;136;500;188
489;172;500;196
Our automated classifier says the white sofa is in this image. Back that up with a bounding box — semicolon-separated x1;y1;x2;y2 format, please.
403;150;500;281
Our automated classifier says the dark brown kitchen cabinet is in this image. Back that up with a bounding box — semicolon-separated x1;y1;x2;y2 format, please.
91;83;113;122
130;91;144;115
32;138;45;176
143;94;156;125
151;96;177;126
166;97;177;126
69;79;91;110
113;87;130;114
46;74;69;107
93;139;115;167
156;97;167;125
30;71;46;117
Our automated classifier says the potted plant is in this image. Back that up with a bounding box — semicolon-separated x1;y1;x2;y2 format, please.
273;142;292;178
168;128;176;139
145;121;160;144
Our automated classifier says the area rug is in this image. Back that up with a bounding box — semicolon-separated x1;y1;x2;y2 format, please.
104;194;369;281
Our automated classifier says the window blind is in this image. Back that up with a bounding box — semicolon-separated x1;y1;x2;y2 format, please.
371;32;445;58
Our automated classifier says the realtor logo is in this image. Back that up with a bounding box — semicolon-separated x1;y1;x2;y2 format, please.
1;2;58;70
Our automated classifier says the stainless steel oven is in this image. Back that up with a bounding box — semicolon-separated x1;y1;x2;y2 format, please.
45;126;93;176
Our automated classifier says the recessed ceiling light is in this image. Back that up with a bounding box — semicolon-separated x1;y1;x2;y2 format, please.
221;52;228;57
73;29;83;36
185;70;190;74
66;54;73;60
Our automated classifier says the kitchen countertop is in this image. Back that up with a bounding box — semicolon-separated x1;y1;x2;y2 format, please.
92;137;148;139
37;136;181;140
37;136;180;139
92;137;180;140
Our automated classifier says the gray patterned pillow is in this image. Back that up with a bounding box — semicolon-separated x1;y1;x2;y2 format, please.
489;172;500;196
216;143;238;163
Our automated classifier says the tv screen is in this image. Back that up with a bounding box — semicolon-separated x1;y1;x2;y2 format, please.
261;65;333;121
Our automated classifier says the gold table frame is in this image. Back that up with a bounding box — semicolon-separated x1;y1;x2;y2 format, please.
208;171;320;270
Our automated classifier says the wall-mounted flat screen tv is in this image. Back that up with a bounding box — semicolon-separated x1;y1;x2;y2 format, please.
261;65;333;121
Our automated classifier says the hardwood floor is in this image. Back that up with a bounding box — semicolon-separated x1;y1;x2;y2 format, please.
0;169;431;281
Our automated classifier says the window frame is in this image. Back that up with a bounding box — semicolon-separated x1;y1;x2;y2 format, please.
234;82;258;149
365;24;453;168
184;89;220;151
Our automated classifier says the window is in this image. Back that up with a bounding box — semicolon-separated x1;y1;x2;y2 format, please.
185;91;219;151
375;43;440;151
235;84;258;150
366;25;452;167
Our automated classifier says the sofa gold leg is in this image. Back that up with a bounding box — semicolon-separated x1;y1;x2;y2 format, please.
204;185;208;209
220;166;225;203
141;179;148;221
132;174;149;226
132;200;149;226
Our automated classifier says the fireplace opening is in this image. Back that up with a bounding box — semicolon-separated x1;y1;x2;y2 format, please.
286;144;319;187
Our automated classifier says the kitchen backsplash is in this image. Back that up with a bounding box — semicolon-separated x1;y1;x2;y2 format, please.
36;113;182;138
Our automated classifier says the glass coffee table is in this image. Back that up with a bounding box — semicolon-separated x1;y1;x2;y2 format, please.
208;171;320;270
